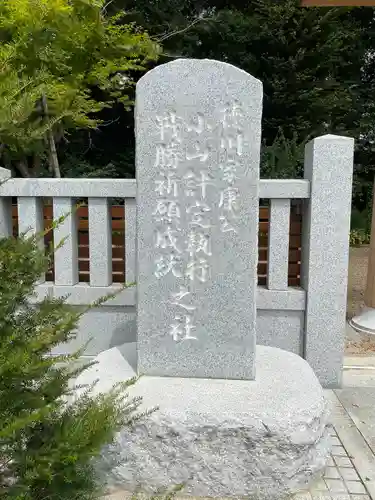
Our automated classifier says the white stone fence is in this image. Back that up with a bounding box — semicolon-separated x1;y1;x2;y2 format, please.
0;134;353;388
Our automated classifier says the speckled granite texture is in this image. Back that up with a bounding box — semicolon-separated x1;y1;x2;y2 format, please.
136;58;263;380
91;346;331;499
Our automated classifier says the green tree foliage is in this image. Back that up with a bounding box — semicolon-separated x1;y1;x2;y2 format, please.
0;233;143;499
261;130;304;179
4;0;375;208
116;0;370;144
76;0;371;182
0;0;159;177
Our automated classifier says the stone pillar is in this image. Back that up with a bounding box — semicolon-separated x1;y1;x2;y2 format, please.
135;58;263;379
301;134;354;388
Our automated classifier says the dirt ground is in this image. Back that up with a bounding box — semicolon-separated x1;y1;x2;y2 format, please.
345;245;375;354
347;246;369;320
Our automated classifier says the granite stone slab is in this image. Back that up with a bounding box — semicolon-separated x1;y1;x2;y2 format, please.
135;58;263;379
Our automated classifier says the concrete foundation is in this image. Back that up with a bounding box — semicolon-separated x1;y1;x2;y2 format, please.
77;346;331;500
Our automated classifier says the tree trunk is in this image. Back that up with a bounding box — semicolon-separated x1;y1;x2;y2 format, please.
16;158;30;178
31;154;41;177
365;175;375;308
41;94;61;178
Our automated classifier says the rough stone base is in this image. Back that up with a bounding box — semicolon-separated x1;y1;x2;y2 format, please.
76;346;331;500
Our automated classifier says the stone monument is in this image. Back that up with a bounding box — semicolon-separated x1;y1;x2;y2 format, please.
79;59;331;499
136;58;261;379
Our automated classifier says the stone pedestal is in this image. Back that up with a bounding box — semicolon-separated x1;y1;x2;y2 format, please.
80;345;331;500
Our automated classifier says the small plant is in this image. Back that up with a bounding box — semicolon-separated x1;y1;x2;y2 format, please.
0;233;144;499
349;228;370;247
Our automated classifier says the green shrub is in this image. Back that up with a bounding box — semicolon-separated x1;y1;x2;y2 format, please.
260;129;304;179
0;234;143;499
349;228;370;247
351;207;371;232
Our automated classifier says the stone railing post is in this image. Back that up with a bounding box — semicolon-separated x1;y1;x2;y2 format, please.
301;134;354;388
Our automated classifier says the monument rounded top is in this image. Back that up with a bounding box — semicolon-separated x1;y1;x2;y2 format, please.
137;57;262;90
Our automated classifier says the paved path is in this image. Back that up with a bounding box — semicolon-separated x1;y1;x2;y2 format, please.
296;359;375;500
296;391;373;499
